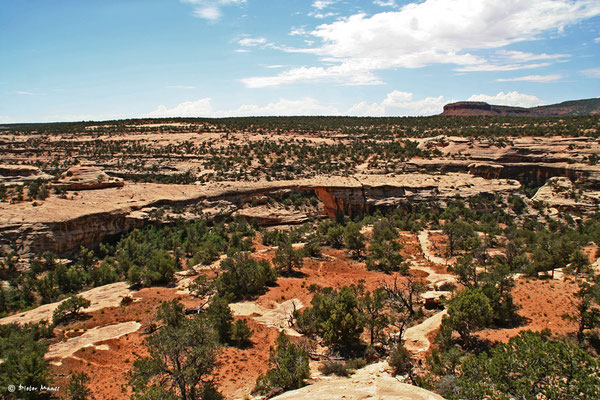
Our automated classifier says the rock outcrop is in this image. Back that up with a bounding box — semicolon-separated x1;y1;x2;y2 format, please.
0;164;53;183
413;136;600;188
271;361;446;400
233;205;318;225
0;173;521;257
56;165;124;190
532;177;600;212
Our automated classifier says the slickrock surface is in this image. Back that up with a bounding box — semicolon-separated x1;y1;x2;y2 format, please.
270;361;446;400
45;321;141;360
56;165;124;190
0;282;134;325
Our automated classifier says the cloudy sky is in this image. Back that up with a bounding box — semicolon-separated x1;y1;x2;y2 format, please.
1;0;599;122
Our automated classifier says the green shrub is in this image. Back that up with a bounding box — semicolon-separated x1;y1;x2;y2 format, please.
254;332;310;396
216;253;277;300
319;361;349;377
388;342;412;376
52;295;91;325
230;319;253;347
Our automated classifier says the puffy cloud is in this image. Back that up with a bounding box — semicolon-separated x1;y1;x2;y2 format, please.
468;91;544;107
496;74;562;82
346;91;449;116
148;91;454;118
243;0;600;87
148;97;338;117
242;65;383;88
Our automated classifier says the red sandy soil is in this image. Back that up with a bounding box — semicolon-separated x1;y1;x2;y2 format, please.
583;243;598;262
49;287;189;400
477;277;579;343
214;318;281;399
46;232;438;399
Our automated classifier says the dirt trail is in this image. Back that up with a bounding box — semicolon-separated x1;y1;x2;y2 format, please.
411;260;456;288
45;321;141;360
403;310;448;354
0;282;134;325
229;298;303;337
417;230;447;266
269;361;446;400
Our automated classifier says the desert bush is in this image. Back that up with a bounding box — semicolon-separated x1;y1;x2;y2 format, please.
52;295;91;325
388;342;412;376
319;361;349;377
254;332;310;396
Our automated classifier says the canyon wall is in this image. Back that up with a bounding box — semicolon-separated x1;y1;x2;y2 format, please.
0;174;521;257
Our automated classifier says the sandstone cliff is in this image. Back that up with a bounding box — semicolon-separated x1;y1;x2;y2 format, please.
0;173;520;257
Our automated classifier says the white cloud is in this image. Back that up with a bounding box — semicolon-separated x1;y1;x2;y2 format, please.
309;1;338;18
455;62;552;72
581;68;600;78
374;0;398;7
148;97;338;117
181;0;246;21
312;1;336;10
496;50;569;62
149;91;454;118
289;27;308;36
496;74;562;82
468;91;544;107
309;12;337;19
243;0;600;87
346;91;449;116
242;64;384;88
238;37;267;46
594;37;600;43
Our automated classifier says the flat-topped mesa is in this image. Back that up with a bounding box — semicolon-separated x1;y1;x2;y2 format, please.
0;173;521;257
442;101;529;116
443;101;493;115
441;97;600;116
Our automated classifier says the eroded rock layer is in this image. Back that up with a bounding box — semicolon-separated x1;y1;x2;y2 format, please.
0;173;520;256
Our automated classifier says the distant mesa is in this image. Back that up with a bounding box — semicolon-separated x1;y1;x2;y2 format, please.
441;97;600;117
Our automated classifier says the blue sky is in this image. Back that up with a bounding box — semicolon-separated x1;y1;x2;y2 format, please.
1;0;599;122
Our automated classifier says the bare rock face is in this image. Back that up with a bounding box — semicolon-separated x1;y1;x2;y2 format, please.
413;136;600;189
56;166;124;190
0;174;521;257
271;361;447;400
532;177;600;212
468;162;504;179
234;205;316;225
0;164;53;183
